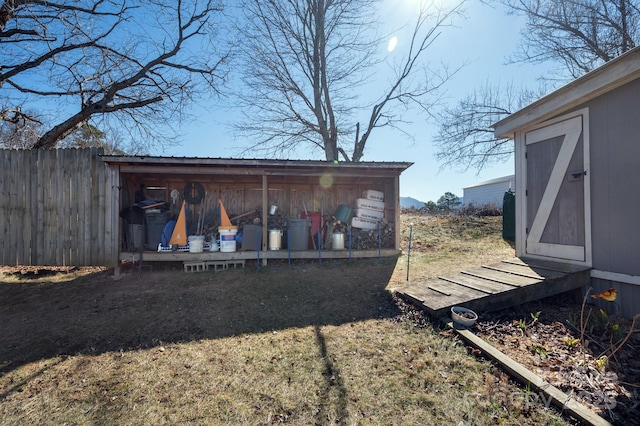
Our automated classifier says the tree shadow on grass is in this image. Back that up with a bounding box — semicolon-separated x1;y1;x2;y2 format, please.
0;258;401;376
314;324;349;426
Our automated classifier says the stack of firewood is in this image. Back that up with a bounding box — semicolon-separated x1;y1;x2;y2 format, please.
231;209;262;227
266;213;287;230
323;215;348;248
350;220;395;249
323;215;395;249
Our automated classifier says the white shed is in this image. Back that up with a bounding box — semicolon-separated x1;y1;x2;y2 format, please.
462;175;514;207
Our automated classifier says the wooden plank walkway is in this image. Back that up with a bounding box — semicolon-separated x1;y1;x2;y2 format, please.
396;257;592;317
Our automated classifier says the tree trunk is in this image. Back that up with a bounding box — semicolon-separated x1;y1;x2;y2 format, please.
33;113;90;149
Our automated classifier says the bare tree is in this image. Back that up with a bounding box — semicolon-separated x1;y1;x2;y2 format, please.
0;108;44;149
234;0;464;162
434;0;640;171
0;0;230;150
433;81;544;171
503;0;640;79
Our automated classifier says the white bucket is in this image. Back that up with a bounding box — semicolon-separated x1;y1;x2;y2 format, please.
219;226;238;252
269;229;282;250
188;235;205;253
332;232;345;250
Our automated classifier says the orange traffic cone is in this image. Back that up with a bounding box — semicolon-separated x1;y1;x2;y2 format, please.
169;200;187;246
218;199;232;227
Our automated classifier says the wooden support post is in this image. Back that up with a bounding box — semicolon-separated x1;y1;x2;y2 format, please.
262;174;268;266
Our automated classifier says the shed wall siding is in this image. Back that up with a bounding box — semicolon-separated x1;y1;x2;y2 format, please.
587;77;640;277
590;278;640;319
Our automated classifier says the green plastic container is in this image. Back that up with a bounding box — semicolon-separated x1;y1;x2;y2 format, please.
334;204;353;223
502;190;515;241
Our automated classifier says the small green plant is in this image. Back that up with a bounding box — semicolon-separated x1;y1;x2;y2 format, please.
579;287;639;370
530;311;541;324
530;345;549;358
515;382;537;409
593;308;610;332
514;318;526;330
564;338;580;348
513;311;541;335
595;355;608;369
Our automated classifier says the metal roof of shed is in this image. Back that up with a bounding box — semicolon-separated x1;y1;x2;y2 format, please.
493;46;640;138
101;155;413;177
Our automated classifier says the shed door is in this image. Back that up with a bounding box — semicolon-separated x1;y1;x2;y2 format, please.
523;112;590;263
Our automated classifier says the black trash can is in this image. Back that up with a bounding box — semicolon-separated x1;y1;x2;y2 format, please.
145;211;171;248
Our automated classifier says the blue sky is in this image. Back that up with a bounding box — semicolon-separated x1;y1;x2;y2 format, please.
167;0;553;203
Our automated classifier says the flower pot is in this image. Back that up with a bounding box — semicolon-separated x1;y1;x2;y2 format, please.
451;306;478;327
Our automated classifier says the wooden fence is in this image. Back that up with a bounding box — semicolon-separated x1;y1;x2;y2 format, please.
0;148;119;267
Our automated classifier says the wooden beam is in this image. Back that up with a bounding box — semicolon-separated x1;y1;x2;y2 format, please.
393;175;400;250
117;164;402;178
120;249;401;262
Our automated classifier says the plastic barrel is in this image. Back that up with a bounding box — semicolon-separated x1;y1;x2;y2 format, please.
300;211;323;244
287;219;311;250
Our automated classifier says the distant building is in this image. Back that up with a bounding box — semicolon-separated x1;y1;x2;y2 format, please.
462;175;514;207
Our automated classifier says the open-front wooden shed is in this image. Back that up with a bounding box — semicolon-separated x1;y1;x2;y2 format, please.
0;149;412;269
103;155;412;268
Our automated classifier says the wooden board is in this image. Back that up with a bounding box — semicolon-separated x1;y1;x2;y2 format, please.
494;261;565;279
402;278;490;312
502;257;588;274
480;263;546;280
427;279;487;299
461;267;541;287
438;274;516;294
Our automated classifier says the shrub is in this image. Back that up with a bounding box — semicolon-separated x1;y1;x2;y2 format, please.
458;203;502;217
